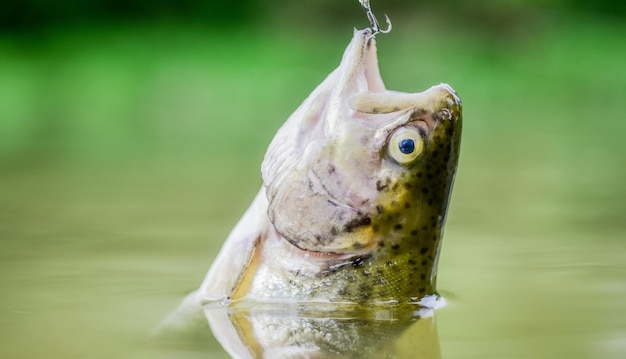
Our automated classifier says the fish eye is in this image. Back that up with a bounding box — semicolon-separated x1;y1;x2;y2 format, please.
398;139;415;154
388;127;424;164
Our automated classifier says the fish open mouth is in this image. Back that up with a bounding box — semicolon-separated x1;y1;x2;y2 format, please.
361;32;387;93
343;30;461;128
333;29;387;100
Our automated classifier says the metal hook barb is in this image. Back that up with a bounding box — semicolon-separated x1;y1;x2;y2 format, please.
359;0;392;36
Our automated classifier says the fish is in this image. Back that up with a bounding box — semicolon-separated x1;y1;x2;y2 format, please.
175;27;462;315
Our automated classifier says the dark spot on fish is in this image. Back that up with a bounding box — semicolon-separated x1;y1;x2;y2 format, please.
420;274;426;280
352;256;367;267
420;247;428;255
421;188;429;194
378;241;384;247
422;225;428;231
419;287;426;294
438;143;444;149
404;202;411;209
421;260;428;266
391;244;400;250
376;205;384;214
393;224;403;230
410;229;418;236
331;226;338;236
372;224;380;233
376;180;388;191
392;182;399;190
328;165;335;174
408;259;416;265
371;108;380;114
404;182;413;189
417;172;423;178
344;217;371;233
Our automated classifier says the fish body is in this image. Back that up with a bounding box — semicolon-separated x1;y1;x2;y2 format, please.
199;28;462;305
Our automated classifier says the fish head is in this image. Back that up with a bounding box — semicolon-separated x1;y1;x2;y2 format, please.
262;29;462;259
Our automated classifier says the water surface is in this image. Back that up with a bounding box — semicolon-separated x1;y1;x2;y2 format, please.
1;17;626;359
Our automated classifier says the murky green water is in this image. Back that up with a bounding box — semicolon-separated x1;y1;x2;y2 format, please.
1;16;626;359
1;155;625;358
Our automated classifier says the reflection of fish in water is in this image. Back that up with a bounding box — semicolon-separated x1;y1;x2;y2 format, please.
205;303;441;359
163;25;462;334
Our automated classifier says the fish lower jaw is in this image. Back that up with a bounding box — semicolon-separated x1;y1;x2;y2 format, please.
280;234;371;262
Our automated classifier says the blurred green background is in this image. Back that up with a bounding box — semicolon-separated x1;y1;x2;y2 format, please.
1;0;625;358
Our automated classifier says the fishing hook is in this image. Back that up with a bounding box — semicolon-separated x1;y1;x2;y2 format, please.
359;0;392;36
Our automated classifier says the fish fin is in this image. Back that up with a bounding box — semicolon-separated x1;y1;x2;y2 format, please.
198;188;270;302
229;233;264;300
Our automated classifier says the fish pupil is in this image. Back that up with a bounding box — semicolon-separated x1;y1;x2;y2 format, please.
399;139;415;154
